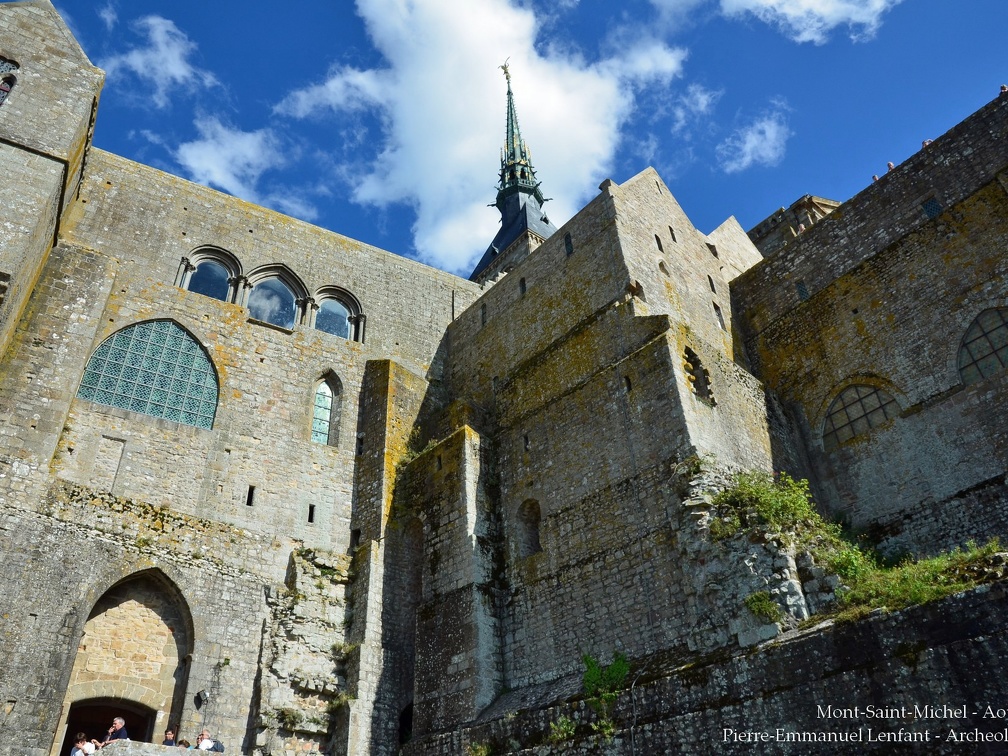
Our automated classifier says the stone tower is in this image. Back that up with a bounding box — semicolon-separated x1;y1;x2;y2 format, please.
0;0;103;356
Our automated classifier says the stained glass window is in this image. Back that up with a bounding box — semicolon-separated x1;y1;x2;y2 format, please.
312;381;337;445
77;320;218;429
248;278;296;329
822;384;899;451
958;308;1008;385
316;299;351;340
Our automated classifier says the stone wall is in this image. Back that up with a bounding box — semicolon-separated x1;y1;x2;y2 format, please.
0;483;279;755
404;581;1008;755
733;138;1008;554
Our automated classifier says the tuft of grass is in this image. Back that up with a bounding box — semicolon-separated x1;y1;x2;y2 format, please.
276;706;303;731
548;715;576;744
744;591;782;623
325;692;355;715
836;540;1001;615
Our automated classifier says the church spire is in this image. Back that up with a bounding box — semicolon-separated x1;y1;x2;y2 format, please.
497;60;546;206
469;62;557;283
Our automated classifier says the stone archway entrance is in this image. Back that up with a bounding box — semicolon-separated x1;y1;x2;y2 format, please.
57;699;156;754
52;570;194;755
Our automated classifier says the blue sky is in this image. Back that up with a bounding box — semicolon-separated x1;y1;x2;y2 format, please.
55;0;1006;277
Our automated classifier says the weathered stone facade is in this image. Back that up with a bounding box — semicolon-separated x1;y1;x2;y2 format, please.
1;3;1007;755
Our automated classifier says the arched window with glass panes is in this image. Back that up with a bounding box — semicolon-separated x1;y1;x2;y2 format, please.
311;374;342;447
822;383;899;452
77;320;218;429
245;266;309;331
312;286;363;342
177;247;242;304
958;307;1008;385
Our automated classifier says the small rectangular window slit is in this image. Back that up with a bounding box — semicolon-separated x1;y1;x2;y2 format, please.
246;485;255;507
308;504;315;524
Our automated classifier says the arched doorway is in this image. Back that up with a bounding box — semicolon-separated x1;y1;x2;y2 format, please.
58;699;156;754
53;570;194;755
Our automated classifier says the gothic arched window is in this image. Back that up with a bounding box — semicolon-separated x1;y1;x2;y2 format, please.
177;247;241;303
313;287;363;341
311;375;342;446
317;299;350;339
958;307;1008;385
822;384;899;451
77;320;218;429
0;74;15;107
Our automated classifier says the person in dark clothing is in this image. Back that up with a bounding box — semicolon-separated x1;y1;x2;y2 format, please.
97;717;128;747
163;726;177;746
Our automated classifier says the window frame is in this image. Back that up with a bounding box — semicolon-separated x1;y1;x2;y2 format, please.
821;383;900;452
310;286;364;342
76;319;219;430
310;373;343;447
957;307;1008;386
243;264;310;331
177;247;243;304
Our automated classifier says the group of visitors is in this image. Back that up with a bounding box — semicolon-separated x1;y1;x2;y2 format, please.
70;717;128;754
70;718;223;753
162;724;224;750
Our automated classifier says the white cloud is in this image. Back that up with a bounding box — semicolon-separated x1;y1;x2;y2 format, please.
276;0;685;275
648;0;712;24
174;118;317;221
98;3;117;31
276;67;389;118
99;16;217;108
716;107;791;173
720;0;903;43
672;83;723;134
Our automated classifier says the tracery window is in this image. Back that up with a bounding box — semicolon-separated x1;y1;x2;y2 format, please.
958;307;1008;385
311;376;341;446
822;384;899;451
77;320;218;429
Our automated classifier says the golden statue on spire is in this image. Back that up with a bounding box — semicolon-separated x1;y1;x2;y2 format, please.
499;57;511;83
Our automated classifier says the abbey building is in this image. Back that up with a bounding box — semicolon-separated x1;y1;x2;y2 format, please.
1;2;1007;754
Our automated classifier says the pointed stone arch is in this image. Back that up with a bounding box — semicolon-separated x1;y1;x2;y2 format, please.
53;569;195;754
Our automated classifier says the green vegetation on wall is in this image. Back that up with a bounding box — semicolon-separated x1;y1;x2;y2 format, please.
709;471;1002;620
582;652;629;740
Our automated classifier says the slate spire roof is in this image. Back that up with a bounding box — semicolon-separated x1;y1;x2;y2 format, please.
469;63;558;282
